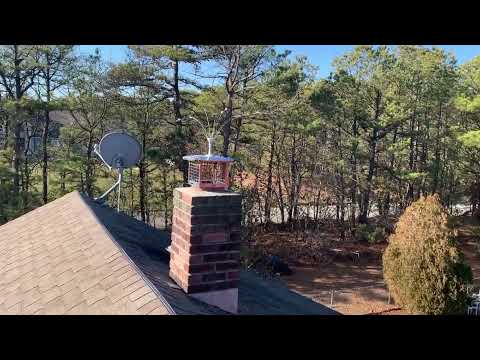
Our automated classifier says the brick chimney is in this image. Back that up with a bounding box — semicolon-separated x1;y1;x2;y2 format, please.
169;187;242;313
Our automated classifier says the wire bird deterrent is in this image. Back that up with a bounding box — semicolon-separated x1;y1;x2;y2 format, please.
184;109;234;190
187;161;226;185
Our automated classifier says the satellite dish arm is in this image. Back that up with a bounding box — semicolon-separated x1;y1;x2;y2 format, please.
94;144;112;171
94;174;121;202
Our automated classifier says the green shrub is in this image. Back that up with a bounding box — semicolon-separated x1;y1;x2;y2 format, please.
383;195;473;314
370;226;386;244
356;224;386;244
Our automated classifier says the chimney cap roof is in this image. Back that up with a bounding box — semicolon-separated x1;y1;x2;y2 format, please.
183;154;234;162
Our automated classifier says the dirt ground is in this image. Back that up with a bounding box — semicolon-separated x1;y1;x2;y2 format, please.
454;217;480;286
278;217;480;315
283;246;406;315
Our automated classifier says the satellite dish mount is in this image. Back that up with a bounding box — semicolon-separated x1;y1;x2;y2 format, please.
94;131;142;212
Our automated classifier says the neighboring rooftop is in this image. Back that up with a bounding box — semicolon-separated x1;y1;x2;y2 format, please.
0;191;337;315
49;110;77;126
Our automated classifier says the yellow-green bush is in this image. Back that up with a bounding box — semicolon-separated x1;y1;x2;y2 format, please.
383;195;472;314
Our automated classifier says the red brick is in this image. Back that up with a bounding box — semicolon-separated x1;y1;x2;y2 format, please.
189;223;238;235
227;271;240;280
189;242;241;255
170;265;192;288
170;244;179;255
187;274;203;285
202;272;226;282
173;208;190;223
170;188;242;295
186;254;203;265
202;232;228;243
175;248;203;265
172;237;241;256
175;229;202;245
171;264;183;276
169;271;187;291
180;192;193;205
184;263;214;274
173;236;190;252
189;234;203;244
203;252;240;263
171;224;184;235
173;216;189;231
230;232;241;242
215;262;239;272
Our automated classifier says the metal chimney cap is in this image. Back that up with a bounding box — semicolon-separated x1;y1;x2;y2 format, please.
183;154;234;162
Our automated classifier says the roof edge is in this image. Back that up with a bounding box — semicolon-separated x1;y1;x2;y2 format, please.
75;192;177;315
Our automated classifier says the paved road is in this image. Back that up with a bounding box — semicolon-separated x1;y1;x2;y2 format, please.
260;203;472;224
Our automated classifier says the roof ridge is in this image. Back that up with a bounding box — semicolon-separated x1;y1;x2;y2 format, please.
76;193;177;315
83;196;166;234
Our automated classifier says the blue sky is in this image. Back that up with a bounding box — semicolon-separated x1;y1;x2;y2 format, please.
77;45;480;79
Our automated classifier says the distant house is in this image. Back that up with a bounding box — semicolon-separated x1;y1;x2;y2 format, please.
0;110;75;155
0;191;338;315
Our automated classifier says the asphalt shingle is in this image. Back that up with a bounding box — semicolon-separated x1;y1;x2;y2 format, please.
0;191;171;315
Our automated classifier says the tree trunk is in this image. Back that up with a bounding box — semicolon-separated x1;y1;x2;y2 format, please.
233;78;248;154
139;159;146;222
23;145;29;193
12;45;24;195
145;169;150;225
80;172;84;193
222;94;234;156
432;103;442;195
276;151;285;225
60;170;66;194
2;113;9;150
163;168;168;229
42;110;50;204
406;109;417;203
264;121;276;224
42;72;51;204
288;135;297;224
12;114;22;193
350;115;359;228
359;91;381;224
172;58;188;185
130;168;134;217
384;127;398;218
85;132;94;197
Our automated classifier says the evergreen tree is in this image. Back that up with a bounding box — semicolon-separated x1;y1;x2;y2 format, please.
383;195;472;314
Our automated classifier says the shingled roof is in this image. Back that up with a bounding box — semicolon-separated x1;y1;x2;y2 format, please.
0;191;172;315
0;191;337;315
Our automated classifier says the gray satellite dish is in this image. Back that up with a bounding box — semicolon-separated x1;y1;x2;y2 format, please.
98;132;142;169
93;131;142;212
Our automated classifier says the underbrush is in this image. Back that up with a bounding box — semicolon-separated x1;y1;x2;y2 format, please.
355;224;387;244
452;215;480;256
241;220;389;273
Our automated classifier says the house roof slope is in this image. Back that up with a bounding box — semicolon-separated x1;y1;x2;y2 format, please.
0;191;171;315
0;191;338;315
82;194;338;315
83;194;228;315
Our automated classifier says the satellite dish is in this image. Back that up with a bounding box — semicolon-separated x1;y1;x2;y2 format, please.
93;131;142;212
98;132;142;169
